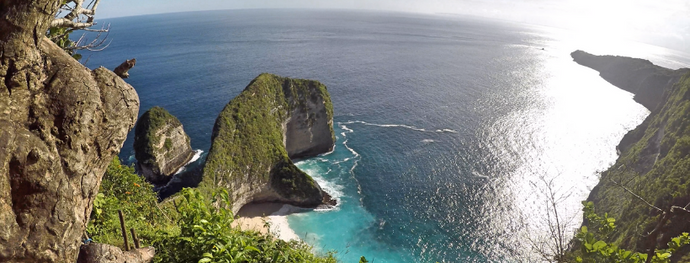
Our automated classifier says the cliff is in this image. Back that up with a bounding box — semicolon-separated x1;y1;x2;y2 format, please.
201;73;335;214
574;51;690;260
134;107;193;184
0;2;140;261
571;50;689;111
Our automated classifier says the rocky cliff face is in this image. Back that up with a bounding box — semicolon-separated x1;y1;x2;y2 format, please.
134;107;193;184
571;50;689;111
202;73;335;214
574;51;690;260
0;2;139;262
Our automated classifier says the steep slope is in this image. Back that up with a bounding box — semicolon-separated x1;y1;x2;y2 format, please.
574;51;690;259
0;1;139;261
571;50;689;110
134;106;193;184
201;73;335;214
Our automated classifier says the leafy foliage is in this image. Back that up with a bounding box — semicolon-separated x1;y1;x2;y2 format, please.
46;25;82;60
153;188;336;263
88;157;174;247
574;201;690;263
585;72;690;251
88;158;336;262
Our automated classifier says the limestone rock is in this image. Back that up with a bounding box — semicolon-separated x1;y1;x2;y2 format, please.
202;73;335;214
0;2;139;262
134;107;193;184
77;243;154;263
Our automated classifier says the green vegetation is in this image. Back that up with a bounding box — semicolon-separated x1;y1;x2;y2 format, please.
46;26;81;60
573;202;690;263
164;138;173;151
88;157;336;262
202;73;331;207
134;106;184;168
87;157;174;247
584;72;690;255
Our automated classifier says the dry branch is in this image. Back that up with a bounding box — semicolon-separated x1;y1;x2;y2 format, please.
50;0;101;29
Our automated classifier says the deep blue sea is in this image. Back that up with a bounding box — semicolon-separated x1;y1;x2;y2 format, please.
83;9;690;262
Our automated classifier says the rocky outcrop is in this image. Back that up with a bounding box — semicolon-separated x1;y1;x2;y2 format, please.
134;107;193;184
571;50;689;111
77;243;154;263
0;2;140;262
574;52;690;259
202;73;335;214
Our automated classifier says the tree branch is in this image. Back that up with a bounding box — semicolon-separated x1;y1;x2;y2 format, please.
50;0;101;29
608;178;663;213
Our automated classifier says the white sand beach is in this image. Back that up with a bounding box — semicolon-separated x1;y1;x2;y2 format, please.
232;202;302;241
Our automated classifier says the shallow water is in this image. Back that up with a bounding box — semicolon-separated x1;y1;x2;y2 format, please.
83;9;690;262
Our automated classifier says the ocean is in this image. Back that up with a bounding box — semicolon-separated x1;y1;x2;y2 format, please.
84;9;690;262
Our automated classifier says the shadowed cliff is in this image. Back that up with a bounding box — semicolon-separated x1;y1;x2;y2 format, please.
573;51;690;261
571;50;689;111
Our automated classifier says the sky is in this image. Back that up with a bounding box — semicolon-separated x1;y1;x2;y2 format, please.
96;0;690;53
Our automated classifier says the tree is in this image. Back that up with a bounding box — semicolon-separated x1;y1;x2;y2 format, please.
47;0;110;60
523;174;578;262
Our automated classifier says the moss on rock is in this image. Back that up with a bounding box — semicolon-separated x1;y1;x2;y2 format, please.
201;73;335;213
134;106;193;184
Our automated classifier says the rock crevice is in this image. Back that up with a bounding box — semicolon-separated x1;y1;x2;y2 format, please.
0;2;140;262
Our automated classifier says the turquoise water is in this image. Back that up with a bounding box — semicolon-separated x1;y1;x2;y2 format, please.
82;9;690;262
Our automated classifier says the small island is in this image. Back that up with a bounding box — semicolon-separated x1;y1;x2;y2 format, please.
201;73;337;214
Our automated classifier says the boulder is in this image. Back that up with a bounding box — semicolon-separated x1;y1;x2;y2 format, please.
77;243;154;263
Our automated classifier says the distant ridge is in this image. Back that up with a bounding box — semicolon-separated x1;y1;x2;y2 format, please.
571;50;689;111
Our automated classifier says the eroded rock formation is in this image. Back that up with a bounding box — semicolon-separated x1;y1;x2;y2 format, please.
0;1;139;262
202;73;335;214
134;106;193;184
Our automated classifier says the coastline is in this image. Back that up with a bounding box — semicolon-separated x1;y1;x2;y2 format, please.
233;202;301;241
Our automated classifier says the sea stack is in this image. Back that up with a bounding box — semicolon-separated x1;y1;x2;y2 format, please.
134;106;194;184
202;73;336;214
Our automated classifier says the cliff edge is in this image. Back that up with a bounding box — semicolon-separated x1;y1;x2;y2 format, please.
134;107;194;184
574;51;690;260
571;50;689;111
201;73;335;214
0;2;140;261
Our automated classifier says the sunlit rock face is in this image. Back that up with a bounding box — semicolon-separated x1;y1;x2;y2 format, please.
571;50;689;110
134;107;194;185
0;5;140;260
202;73;335;214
